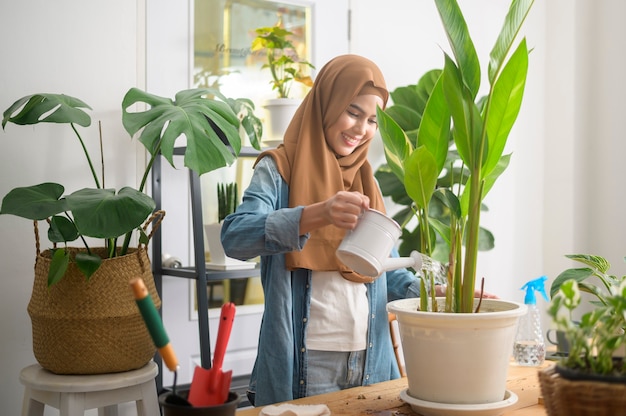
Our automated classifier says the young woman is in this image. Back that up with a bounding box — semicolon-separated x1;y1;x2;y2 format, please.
222;54;441;406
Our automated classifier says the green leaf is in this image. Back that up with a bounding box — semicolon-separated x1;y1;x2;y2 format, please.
565;254;611;273
122;88;242;175
0;183;67;220
417;73;451;172
48;248;70;287
66;187;155;239
484;39;528;175
75;252;102;280
377;107;411;181
404;146;438;211
550;268;595;298
2;93;91;129
48;215;79;243
434;0;481;98
488;0;534;83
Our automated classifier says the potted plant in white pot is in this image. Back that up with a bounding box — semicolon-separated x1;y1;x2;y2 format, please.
381;0;534;411
251;24;314;145
1;88;261;374
204;181;254;270
541;254;626;415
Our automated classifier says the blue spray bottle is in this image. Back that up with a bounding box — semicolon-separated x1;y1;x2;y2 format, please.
513;276;549;366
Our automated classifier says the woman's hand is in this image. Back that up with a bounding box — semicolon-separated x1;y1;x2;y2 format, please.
323;191;369;230
299;191;369;235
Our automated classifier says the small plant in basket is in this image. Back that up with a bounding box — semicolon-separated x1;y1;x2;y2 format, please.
548;254;626;377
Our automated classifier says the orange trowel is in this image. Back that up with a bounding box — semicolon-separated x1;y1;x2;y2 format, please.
188;302;236;406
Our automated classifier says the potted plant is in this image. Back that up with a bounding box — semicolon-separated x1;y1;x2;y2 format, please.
540;254;626;415
1;88;262;374
251;24;314;143
383;0;534;409
204;181;252;270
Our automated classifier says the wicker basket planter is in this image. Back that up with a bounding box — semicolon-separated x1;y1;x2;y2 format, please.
28;225;161;375
539;364;626;416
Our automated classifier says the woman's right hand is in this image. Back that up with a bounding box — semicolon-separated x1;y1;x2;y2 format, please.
299;191;369;235
323;191;370;230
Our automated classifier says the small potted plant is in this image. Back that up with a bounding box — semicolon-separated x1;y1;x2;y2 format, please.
205;181;253;270
541;254;626;414
1;88;262;374
251;24;314;142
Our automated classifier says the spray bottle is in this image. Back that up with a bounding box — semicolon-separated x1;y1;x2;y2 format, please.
513;275;549;366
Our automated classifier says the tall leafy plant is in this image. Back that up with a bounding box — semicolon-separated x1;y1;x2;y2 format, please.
378;0;533;313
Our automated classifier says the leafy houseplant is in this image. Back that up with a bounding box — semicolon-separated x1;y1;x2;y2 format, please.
1;88;262;374
251;25;314;99
1;89;262;286
378;0;533;313
374;75;495;262
540;254;626;414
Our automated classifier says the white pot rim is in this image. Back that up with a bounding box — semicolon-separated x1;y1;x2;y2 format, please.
387;297;526;320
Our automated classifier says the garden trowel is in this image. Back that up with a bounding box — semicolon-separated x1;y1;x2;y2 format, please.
188;302;236;406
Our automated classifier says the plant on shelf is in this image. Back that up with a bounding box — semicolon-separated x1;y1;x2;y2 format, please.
251;25;315;99
378;0;533;313
217;181;238;223
1;88;262;286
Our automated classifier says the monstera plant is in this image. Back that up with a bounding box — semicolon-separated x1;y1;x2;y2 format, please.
1;88;262;285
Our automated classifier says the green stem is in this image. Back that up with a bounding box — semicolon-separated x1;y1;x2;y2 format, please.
71;123;101;189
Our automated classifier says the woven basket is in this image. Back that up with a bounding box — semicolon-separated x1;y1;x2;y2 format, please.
27;211;164;375
539;364;626;416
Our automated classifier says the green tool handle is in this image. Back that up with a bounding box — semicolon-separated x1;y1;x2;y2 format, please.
130;278;179;372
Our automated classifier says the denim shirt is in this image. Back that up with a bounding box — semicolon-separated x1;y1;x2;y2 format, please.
221;156;421;406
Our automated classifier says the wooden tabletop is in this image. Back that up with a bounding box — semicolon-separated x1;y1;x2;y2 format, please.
237;361;551;415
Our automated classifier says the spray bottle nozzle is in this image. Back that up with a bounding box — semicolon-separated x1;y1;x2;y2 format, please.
521;275;549;305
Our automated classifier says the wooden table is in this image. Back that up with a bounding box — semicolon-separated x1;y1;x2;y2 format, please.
237;361;551;415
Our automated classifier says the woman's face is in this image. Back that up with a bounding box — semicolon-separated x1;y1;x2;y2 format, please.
324;94;384;157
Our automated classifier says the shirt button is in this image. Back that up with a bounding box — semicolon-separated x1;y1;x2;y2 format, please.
365;374;370;380
371;313;375;319
300;380;305;385
303;317;307;323
301;347;306;353
369;342;373;348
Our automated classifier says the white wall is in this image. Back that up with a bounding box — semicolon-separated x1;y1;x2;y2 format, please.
2;0;626;415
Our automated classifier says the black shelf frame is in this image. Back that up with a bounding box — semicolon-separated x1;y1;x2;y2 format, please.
151;146;261;393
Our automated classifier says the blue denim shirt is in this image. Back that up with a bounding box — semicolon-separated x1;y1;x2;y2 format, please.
221;156;421;406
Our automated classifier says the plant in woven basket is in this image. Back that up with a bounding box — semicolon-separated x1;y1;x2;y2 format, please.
1;89;262;286
548;254;626;377
217;182;238;223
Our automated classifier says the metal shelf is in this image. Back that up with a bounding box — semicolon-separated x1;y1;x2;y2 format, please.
151;146;261;392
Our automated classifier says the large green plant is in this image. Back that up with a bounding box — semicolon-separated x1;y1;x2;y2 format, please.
378;0;533;313
1;88;262;286
375;71;494;262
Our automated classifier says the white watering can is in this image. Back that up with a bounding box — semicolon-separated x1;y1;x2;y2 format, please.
336;209;423;277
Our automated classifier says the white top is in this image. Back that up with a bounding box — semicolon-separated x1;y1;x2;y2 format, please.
307;270;369;351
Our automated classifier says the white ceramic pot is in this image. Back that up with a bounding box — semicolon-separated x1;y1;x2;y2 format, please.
262;98;301;141
387;297;526;405
205;223;247;267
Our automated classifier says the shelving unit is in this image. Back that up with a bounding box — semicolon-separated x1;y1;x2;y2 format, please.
151;146;261;392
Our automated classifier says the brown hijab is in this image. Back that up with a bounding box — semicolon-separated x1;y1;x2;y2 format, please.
256;54;389;283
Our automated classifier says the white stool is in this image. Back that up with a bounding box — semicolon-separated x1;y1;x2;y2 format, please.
20;361;160;416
